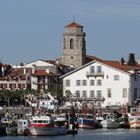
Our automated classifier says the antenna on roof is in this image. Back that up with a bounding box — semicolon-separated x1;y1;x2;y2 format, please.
72;16;75;22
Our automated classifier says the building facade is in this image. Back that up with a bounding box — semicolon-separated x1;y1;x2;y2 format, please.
0;59;71;91
61;54;140;108
0;64;30;90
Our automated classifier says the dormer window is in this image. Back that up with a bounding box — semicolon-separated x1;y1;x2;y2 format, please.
7;76;11;81
15;76;20;81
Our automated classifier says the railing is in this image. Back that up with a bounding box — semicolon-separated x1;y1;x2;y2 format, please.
0;106;32;115
70;96;105;102
33;81;48;85
86;71;104;78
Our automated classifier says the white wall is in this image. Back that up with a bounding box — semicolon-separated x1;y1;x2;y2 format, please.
62;61;132;107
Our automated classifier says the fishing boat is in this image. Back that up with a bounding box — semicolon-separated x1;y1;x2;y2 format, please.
53;114;66;127
129;115;140;128
118;114;130;128
29;114;67;136
101;114;119;128
17;119;30;135
53;113;78;135
77;113;99;128
1;113;18;136
0;122;7;136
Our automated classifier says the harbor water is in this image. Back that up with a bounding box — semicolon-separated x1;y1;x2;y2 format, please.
1;129;140;140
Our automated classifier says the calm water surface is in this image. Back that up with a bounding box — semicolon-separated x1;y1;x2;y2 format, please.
1;129;140;140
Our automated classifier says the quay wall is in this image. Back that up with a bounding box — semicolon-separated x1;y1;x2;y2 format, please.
0;107;32;115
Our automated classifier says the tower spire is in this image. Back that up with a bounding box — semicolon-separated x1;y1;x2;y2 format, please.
72;16;75;23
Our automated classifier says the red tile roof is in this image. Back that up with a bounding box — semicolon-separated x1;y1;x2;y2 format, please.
86;55;104;63
103;60;140;73
0;68;26;80
32;70;61;76
86;55;140;74
65;21;83;28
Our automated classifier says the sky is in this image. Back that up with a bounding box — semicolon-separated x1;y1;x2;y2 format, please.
0;0;140;65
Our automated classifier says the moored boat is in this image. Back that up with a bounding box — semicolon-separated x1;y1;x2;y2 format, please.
1;113;18;136
0;122;7;136
17;119;30;135
77;113;99;129
118;114;130;128
129;115;140;129
101;114;119;128
29;114;67;136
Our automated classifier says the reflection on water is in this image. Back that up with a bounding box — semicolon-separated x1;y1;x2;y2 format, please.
1;129;140;140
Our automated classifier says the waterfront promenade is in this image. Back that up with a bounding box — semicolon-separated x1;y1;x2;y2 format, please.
0;106;32;115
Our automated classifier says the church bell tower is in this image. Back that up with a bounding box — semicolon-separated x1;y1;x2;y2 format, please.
60;21;86;69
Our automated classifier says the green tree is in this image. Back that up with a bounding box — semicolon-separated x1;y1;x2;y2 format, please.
0;90;13;106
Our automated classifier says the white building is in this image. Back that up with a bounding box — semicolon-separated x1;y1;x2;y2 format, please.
23;60;61;90
60;54;140;108
22;59;68;91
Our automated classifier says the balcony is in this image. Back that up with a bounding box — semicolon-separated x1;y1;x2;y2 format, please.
33;81;48;85
86;71;104;78
70;96;105;102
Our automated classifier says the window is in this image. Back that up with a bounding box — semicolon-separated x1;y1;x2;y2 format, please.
97;79;102;86
122;88;127;98
27;76;30;81
76;80;81;86
21;84;25;89
90;90;95;98
90;80;94;86
107;88;111;98
3;84;7;89
82;90;87;98
90;66;95;74
134;74;137;81
97;66;102;73
12;84;16;90
97;101;101;107
70;39;74;49
97;90;102;98
75;90;80;98
114;75;119;80
82;80;87;86
134;88;138;100
65;79;70;87
63;38;66;49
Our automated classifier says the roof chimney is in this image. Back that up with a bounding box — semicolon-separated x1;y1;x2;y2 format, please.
120;57;125;65
138;57;140;64
56;59;59;65
1;66;4;76
32;64;36;74
127;53;137;66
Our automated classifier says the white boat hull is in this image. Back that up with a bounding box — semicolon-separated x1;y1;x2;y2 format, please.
29;126;66;136
129;115;140;129
130;123;140;128
101;120;119;128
